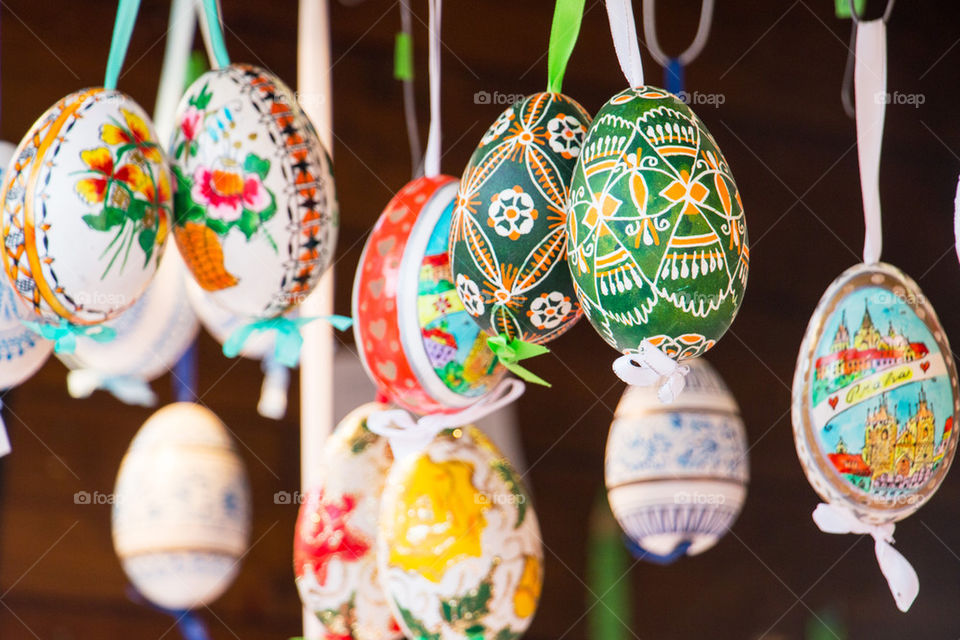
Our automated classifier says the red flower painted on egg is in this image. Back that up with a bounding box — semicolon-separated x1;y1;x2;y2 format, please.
294;489;371;584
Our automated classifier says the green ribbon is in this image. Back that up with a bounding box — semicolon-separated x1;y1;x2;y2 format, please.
394;31;414;81
222;315;353;368
201;0;231;69
22;319;117;354
104;0;143;90
486;334;551;387
835;0;866;18
546;0;586;94
587;490;632;640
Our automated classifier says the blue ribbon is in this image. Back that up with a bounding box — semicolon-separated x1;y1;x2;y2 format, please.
126;585;211;640
104;0;143;90
171;341;198;403
623;534;692;565
222;315;353;368
22;318;116;354
665;57;684;95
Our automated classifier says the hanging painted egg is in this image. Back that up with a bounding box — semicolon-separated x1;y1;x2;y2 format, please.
605;357;748;560
59;244;197;383
378;426;542;640
0;141;52;388
449;93;590;344
169;64;337;319
567;86;748;360
112;402;251;610
294;402;401;640
353;176;506;414
1;90;170;325
793;262;959;524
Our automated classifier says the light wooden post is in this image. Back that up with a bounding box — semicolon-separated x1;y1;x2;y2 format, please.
297;1;334;638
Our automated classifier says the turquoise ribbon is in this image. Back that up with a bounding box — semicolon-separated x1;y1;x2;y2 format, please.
486;334;551;387
22;319;116;354
104;0;143;90
546;0;586;93
222;315;353;368
201;0;231;69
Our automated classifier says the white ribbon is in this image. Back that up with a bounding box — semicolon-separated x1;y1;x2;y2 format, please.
812;503;918;612
953;174;960;265
612;339;689;403
153;0;197;141
854;18;886;265
604;0;645;88
67;370;157;407
366;378;525;461
0;399;10;458
257;355;290;420
422;0;442;177
195;0;225;71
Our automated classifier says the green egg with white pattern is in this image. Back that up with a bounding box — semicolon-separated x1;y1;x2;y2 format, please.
449;93;591;345
567;86;748;361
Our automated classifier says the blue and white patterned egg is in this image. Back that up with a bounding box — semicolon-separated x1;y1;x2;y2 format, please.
605;357;748;560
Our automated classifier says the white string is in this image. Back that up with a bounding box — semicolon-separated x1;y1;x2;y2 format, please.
422;0;442;177
812;503;918;611
642;0;714;67
612;339;689;403
854;18;886;265
154;0;197;142
604;0;645;88
195;0;225;71
953;174;960;265
0;399;9;458
366;378;525;461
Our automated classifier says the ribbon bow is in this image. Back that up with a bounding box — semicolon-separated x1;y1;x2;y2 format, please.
612;339;690;403
222;314;353;368
22;319;116;354
366;378;525;460
487;335;551;387
812;503;918;612
67;369;158;407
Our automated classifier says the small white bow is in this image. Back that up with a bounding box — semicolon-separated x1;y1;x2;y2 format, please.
612;340;690;403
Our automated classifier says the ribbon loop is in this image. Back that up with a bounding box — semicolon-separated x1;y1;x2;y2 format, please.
422;0;442;177
487;335;551;387
812;503;918;611
853;17;886;265
0;400;10;458
104;0;143;90
197;0;230;69
546;0;586;94
22;319;116;354
367;378;525;461
222;314;352;368
604;0;645;88
641;0;715;68
612;339;689;403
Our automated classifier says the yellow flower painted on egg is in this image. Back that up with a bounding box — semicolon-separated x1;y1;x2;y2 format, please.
101;108;162;162
388;455;489;582
513;554;542;619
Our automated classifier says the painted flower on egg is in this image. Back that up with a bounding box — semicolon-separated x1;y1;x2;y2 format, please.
527;291;572;331
546;114;586;159
191;162;271;223
388;456;489;583
75;108;170;276
488;186;537;240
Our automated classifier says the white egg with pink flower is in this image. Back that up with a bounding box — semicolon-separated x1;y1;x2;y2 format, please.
169;64;338;319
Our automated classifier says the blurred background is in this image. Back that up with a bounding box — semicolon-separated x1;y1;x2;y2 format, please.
2;0;960;638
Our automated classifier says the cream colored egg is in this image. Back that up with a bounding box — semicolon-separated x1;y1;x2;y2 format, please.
294;403;401;640
378;426;542;640
112;403;251;610
605;358;749;560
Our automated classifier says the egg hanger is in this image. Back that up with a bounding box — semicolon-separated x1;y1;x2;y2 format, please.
196;0;230;70
641;0;714;93
604;0;645;89
841;0;895;118
546;0;586;95
396;0;423;178
103;0;144;91
422;0;442;177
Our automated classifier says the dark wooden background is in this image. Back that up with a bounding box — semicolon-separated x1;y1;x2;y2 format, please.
2;1;960;638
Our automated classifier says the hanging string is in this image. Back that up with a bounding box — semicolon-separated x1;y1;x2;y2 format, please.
852;13;886;265
154;0;197;140
104;0;143;90
641;0;714;68
603;0;645;88
395;0;422;177
197;0;230;69
366;379;525;461
840;0;895;119
546;0;586;94
422;0;442;177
